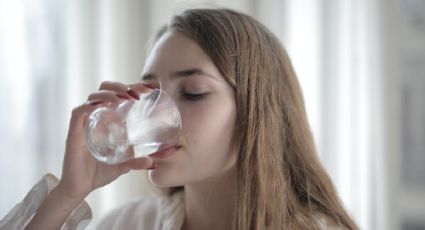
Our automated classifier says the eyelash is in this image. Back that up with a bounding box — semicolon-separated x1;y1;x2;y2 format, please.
182;92;207;101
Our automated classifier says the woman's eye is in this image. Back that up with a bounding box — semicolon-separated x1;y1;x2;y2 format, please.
182;92;207;101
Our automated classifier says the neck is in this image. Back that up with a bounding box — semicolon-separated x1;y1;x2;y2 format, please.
182;166;237;230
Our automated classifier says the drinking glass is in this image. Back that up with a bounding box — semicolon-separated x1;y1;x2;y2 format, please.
85;89;181;164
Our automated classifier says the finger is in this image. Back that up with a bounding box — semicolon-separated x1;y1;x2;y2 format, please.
116;147;135;174
98;81;129;94
87;90;125;104
130;82;157;91
118;157;154;171
99;81;142;100
68;101;105;137
127;83;157;100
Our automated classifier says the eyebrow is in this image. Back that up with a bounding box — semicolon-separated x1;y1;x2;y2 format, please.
140;68;217;81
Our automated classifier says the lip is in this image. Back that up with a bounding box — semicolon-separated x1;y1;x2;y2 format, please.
148;144;181;160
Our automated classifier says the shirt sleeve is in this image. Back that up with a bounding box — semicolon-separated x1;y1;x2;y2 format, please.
0;173;92;230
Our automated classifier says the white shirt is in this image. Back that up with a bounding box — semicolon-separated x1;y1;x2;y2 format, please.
0;174;185;230
0;174;339;230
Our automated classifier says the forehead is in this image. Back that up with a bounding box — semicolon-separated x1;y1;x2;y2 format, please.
143;31;209;72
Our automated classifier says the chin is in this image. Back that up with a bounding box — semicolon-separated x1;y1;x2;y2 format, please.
148;167;184;188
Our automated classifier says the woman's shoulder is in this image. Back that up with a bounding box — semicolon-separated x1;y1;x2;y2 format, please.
95;191;184;230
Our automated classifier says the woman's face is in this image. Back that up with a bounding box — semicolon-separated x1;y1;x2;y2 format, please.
141;31;237;187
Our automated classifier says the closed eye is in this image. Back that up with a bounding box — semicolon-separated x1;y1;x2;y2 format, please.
182;92;208;101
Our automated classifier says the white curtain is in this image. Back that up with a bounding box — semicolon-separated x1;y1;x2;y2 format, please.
0;0;405;229
0;0;68;221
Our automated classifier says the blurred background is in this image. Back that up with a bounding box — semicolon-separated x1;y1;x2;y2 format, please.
0;0;424;229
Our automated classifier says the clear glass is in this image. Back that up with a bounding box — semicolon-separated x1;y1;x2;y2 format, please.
85;89;181;164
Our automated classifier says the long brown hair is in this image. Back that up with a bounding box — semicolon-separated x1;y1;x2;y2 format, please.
154;8;358;229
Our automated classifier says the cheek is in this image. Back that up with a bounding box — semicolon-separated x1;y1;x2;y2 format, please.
180;97;237;164
150;95;237;187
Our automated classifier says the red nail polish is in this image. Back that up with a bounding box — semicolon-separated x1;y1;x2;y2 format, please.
89;100;103;106
116;94;130;100
142;83;157;90
127;88;140;100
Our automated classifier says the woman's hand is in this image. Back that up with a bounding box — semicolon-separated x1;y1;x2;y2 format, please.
26;81;156;230
57;81;155;200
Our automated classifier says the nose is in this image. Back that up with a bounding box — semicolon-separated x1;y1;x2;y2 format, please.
157;80;178;100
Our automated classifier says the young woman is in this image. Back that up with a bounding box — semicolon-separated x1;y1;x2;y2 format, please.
2;8;358;230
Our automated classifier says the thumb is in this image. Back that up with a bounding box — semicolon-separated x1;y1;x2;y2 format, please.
118;157;155;171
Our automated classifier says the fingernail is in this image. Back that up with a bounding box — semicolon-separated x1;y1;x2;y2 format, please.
89;100;103;106
116;94;130;100
148;162;157;170
142;83;157;90
127;88;140;100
